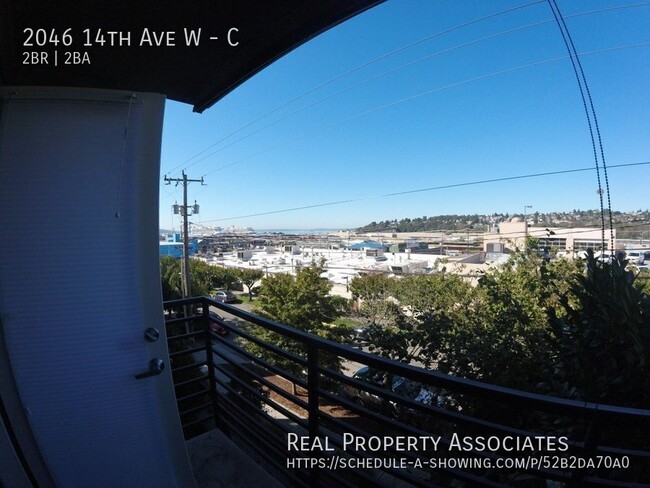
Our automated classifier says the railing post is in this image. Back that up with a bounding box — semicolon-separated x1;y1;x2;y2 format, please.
307;345;320;488
570;408;602;487
202;299;221;431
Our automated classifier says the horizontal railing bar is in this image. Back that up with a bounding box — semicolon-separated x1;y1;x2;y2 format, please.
315;399;429;458
168;297;650;420
211;341;308;390
176;388;210;404
164;315;203;326
171;362;206;374
179;401;213;418
325;467;384;488
217;392;302;452
222;324;308;367
596;445;650;458
319;378;573;449
169;344;205;359
166;329;206;342
213;359;310;412
319;373;645;461
215;393;313;481
173;374;208;390
212;362;308;428
581;475;650;488
319;470;357;488
214;364;306;419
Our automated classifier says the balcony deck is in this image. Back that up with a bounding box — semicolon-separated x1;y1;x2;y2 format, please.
187;429;283;488
166;296;650;488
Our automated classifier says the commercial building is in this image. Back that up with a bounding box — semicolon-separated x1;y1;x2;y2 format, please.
483;221;617;257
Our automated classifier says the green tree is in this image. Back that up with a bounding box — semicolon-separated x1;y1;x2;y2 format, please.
189;259;219;297
236;268;264;301
160;256;221;302
211;265;240;291
546;252;650;408
396;273;475;368
418;252;580;392
160;255;182;302
349;273;398;326
248;264;345;394
635;269;650;296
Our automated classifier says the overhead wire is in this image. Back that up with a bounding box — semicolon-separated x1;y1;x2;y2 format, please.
196;161;649;224
162;0;548;178
195;42;649;179
158;4;649;235
166;2;650;178
545;0;613;252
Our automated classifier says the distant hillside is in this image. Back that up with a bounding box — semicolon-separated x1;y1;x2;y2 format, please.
357;209;650;237
358;214;490;233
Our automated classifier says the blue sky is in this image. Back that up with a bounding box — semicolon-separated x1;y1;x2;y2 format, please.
159;0;650;231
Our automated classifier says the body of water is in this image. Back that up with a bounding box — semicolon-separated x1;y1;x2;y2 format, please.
257;228;349;235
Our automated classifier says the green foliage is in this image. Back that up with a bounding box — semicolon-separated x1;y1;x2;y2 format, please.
421;253;582;391
358;214;485;232
351;250;649;409
330;295;352;315
244;264;346;390
257;265;339;331
160;255;182;301
357;209;650;237
189;259;219;297
545;252;650;407
210;266;240;291
368;271;472;367
159;256;221;301
349;252;598;399
635;269;650;296
350;273;399;326
235;268;264;300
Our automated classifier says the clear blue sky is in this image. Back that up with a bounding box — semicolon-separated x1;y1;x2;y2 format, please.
159;0;650;231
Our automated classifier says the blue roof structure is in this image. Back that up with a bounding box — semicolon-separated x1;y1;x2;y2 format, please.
348;240;386;250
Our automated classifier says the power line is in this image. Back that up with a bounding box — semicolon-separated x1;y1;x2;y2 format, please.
546;0;614;252
197;161;650;224
162;0;548;178
196;42;649;179
164;2;650;179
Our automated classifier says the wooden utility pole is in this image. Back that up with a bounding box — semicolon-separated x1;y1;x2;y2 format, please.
165;171;204;298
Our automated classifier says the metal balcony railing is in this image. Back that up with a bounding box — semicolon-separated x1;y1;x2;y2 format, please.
164;296;650;488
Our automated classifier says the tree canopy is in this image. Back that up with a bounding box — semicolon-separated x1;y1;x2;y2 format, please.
235;268;264;301
245;263;347;393
351;252;650;409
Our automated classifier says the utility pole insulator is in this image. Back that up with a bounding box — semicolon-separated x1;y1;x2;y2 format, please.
164;171;205;299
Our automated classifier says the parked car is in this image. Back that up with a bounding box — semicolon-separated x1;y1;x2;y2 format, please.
625;251;644;265
351;326;370;344
345;367;437;413
345;367;394;411
213;290;237;303
209;312;229;336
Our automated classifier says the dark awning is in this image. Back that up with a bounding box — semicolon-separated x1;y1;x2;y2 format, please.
0;0;383;112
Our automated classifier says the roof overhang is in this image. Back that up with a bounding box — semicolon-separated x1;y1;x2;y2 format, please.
1;1;384;112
